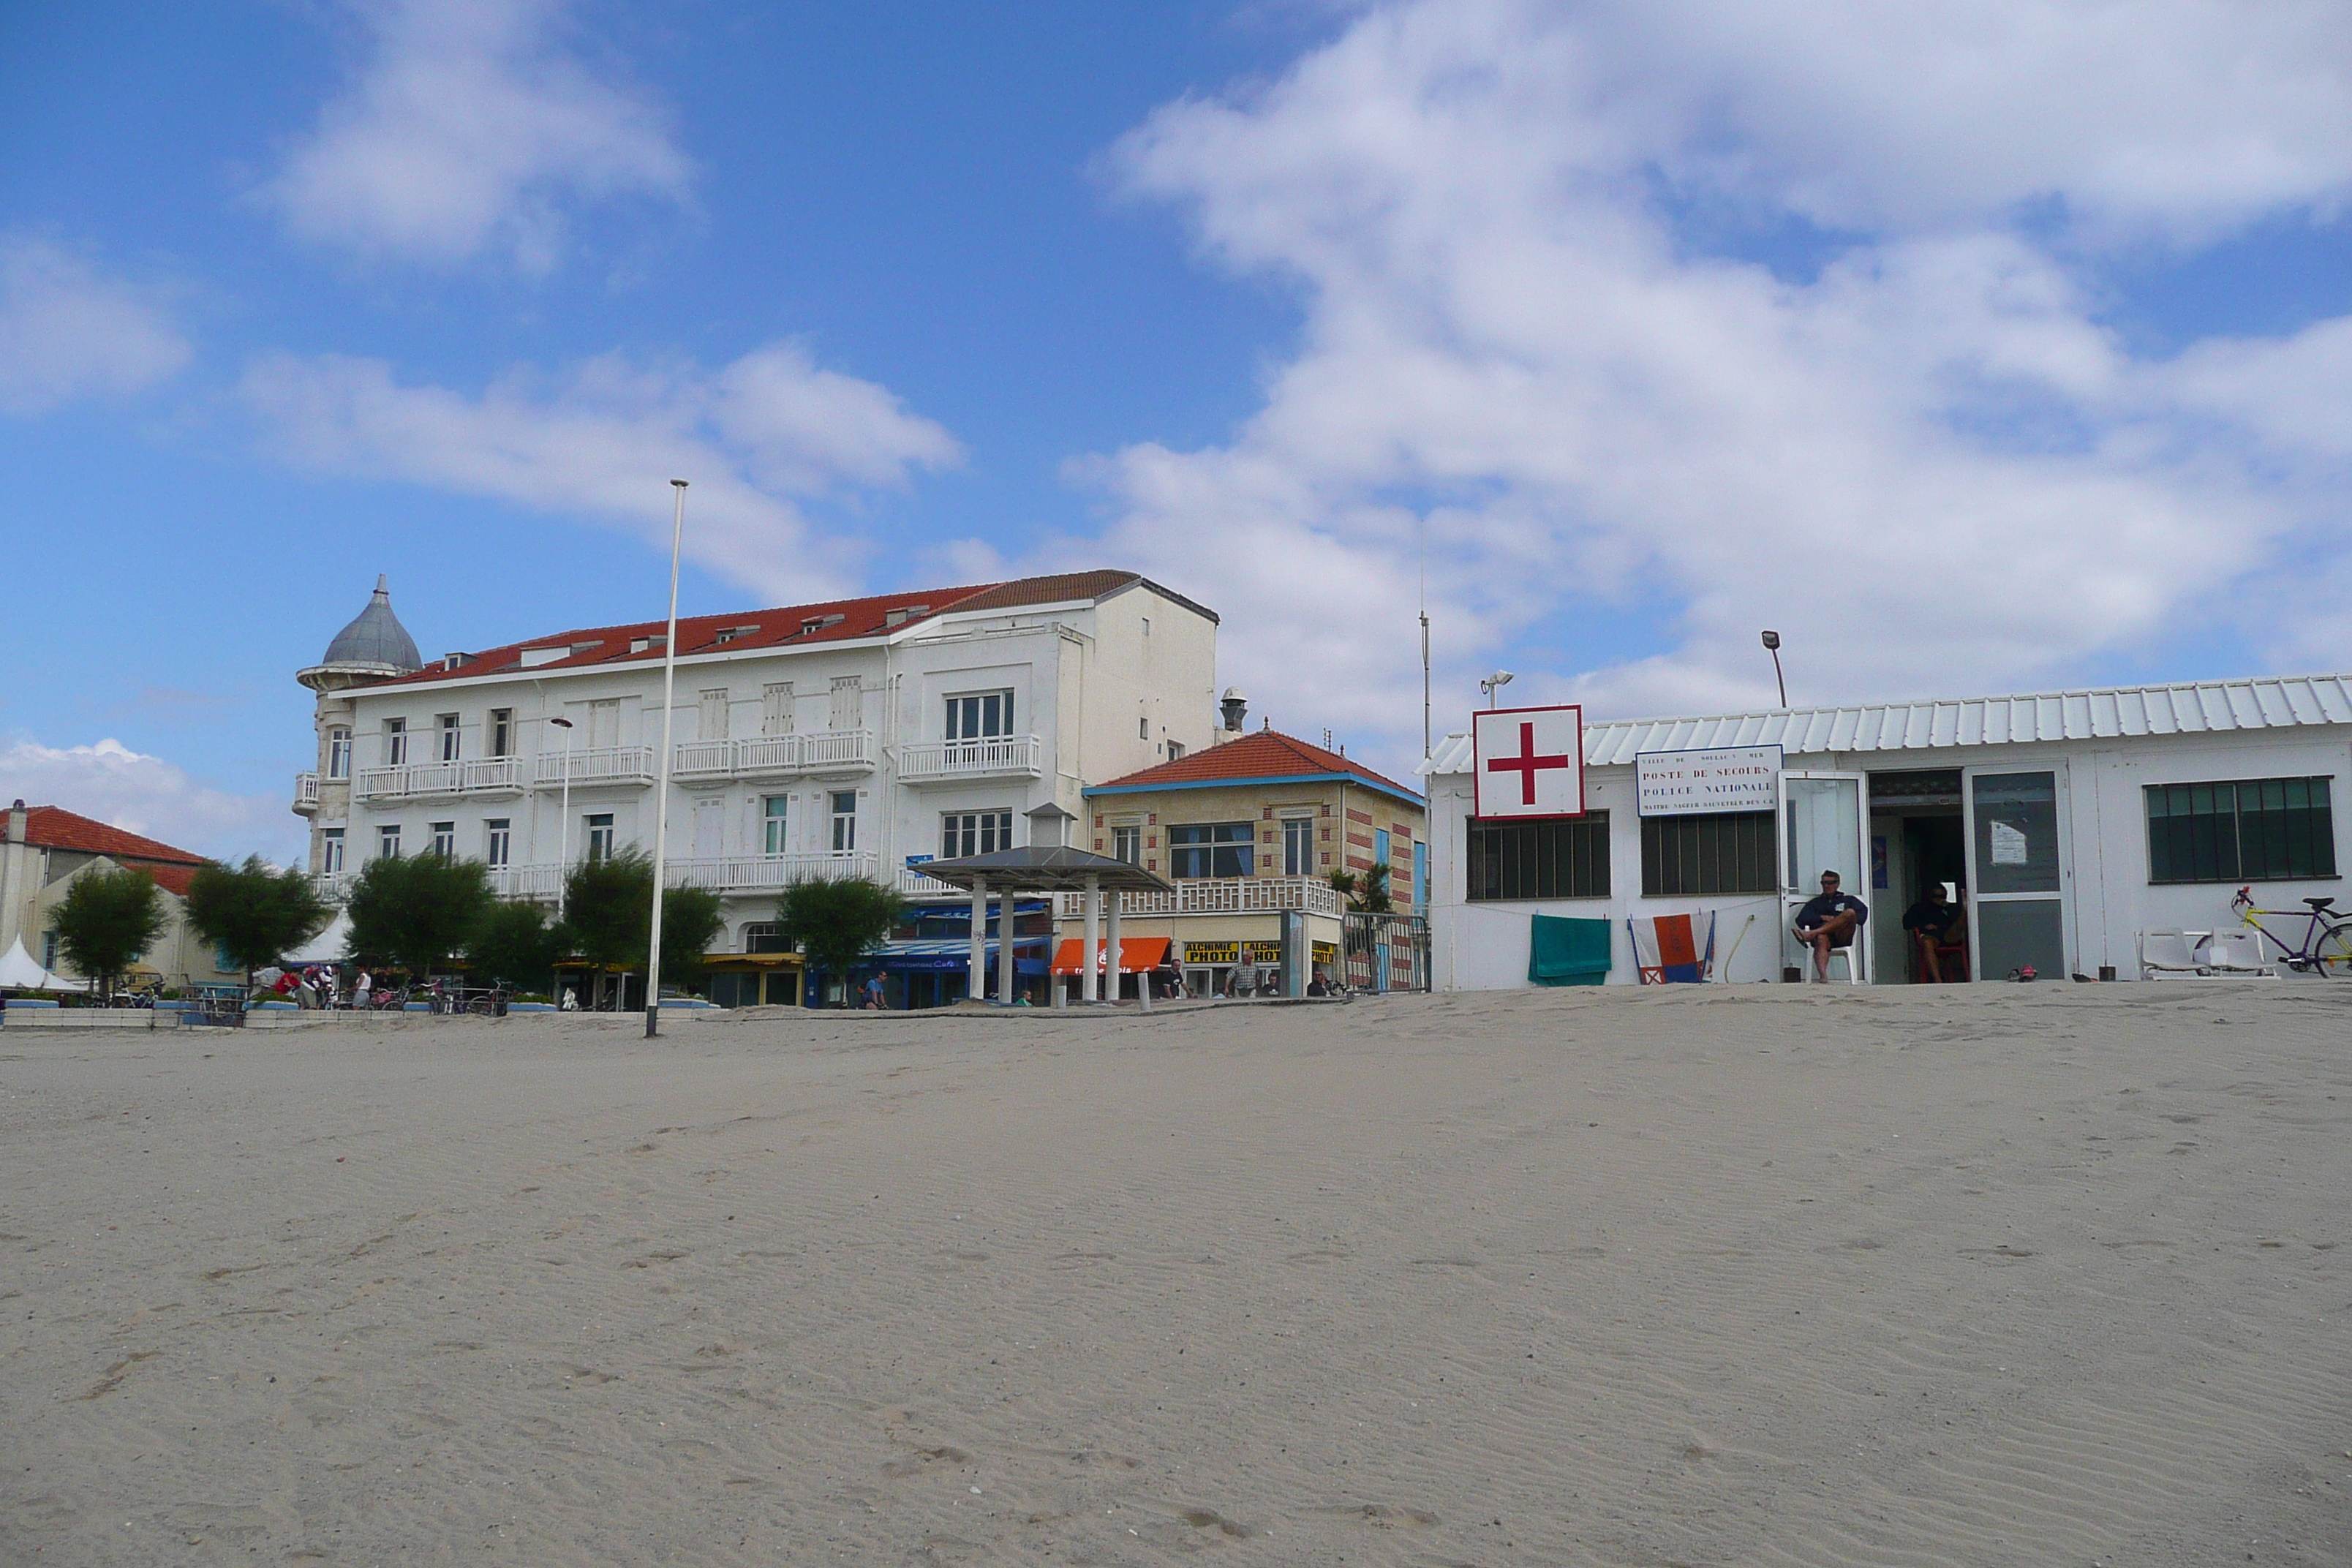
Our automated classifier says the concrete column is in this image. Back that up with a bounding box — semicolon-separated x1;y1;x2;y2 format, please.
968;877;987;1003
995;889;1017;1006
1104;891;1123;1005
1081;875;1101;1003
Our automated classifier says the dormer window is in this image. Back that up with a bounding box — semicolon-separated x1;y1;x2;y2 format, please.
799;614;845;636
712;625;761;645
883;604;931;628
440;652;466;671
629;635;667;655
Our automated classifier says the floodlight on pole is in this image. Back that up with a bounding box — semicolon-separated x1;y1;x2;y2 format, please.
1761;630;1787;709
549;717;574;919
1480;670;1514;709
644;479;687;1040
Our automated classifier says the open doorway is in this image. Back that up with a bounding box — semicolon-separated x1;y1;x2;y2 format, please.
1868;769;1968;981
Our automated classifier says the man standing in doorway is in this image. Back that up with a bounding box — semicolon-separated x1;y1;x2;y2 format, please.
1794;870;1869;980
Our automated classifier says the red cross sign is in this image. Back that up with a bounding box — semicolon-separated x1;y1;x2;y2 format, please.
1473;704;1584;819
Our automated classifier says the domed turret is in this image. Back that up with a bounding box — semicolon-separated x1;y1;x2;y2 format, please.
300;576;423;691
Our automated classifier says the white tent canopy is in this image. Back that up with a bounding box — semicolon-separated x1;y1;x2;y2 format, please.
0;937;92;992
285;911;350;965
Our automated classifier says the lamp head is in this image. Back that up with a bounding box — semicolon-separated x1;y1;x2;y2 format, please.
549;717;573;728
1760;630;1781;650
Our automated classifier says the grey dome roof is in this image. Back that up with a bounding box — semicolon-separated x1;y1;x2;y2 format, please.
321;576;422;674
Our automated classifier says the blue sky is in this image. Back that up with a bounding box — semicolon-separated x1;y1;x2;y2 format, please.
4;1;2351;858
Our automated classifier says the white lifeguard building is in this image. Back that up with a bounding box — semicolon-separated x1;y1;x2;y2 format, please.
1420;674;2352;987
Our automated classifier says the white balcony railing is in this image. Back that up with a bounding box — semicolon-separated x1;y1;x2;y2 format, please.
896;734;1044;784
666;853;882;892
1055;875;1343;919
672;730;875;781
354;757;524;801
532;746;656;788
486;863;566;900
294;772;320;811
311;870;356;902
898;865;965;898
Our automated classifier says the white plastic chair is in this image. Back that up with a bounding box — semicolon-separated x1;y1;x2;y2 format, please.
2138;930;2212;979
1796;941;1863;984
2203;930;2274;976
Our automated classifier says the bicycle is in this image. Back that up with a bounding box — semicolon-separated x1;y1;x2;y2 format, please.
2230;887;2352;976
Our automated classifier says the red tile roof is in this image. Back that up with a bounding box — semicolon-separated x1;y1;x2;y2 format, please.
1087;729;1424;804
15;807;208;868
363;570;1213;689
146;864;200;897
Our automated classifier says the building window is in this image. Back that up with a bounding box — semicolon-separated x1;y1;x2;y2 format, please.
484;819;510;867
488;709;513;757
1139;715;1150;739
321;827;344;873
385;717;407;766
762;682;794;735
1169;822;1254;878
429;821;456;859
762;796;789;856
830;676;863;731
2146;777;2337;883
377;823;402;859
1112;825;1141;864
830;791;857;853
1283;818;1314;876
437;714;460;761
945;690;1014;740
1166;739;1186;761
588;699;619;748
943;810;1014;858
743;922;789;954
585;813;616;863
698;689;729;742
1640;810;1776;896
327;727;352;779
43;932;59;970
1467;813;1611;901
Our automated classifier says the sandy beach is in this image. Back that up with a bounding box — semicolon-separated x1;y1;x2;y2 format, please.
3;984;2349;1565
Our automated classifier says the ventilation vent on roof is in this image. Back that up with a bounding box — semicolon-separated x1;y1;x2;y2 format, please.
799;614;845;636
883;604;931;628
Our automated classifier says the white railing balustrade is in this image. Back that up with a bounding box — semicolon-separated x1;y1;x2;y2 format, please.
1055;875;1342;919
671;731;875;780
485;863;565;899
897;866;965;897
354;758;524;800
295;772;320;807
532;746;656;788
896;734;1044;783
666;853;882;892
310;870;356;901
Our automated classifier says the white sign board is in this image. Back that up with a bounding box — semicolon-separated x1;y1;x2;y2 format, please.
1473;705;1585;819
1635;745;1782;818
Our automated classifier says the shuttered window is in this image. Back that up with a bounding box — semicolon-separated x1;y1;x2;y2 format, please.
1466;813;1610;901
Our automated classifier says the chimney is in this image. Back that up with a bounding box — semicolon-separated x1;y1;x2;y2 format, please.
7;800;25;843
1217;687;1247;744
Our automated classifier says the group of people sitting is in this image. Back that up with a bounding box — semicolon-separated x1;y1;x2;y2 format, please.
1791;870;1967;982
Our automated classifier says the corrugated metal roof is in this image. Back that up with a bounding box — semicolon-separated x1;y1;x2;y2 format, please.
1420;674;2352;774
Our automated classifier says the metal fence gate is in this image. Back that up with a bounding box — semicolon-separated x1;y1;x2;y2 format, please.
1342;913;1431;993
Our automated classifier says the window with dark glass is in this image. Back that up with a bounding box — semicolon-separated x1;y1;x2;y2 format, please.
1169;822;1254;878
942;810;1014;858
945;691;1014;741
484;819;510;867
1640;810;1776;896
1466;812;1611;901
2146;777;2336;883
742;922;791;954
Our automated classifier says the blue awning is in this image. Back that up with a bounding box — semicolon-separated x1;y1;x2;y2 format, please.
870;938;1049;973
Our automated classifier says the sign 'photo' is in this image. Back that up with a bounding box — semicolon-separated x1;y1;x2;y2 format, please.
1473;704;1585;820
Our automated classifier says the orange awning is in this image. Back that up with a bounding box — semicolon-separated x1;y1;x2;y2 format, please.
1050;936;1172;976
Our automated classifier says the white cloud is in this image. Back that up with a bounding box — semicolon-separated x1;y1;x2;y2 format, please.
241;342;962;599
265;0;692;271
1087;0;2352;767
0;739;297;864
0;235;190;415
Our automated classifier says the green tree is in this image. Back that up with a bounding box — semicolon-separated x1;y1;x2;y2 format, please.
1327;863;1392;913
776;876;906;1006
184;856;333;990
47;866;167;998
467;900;566;993
344;852;494;973
560;851;726;998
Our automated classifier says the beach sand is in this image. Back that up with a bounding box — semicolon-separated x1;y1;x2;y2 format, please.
3;984;2348;1565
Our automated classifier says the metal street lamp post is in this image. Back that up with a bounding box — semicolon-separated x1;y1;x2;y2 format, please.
1761;630;1787;708
549;717;574;919
1480;670;1514;709
645;479;687;1039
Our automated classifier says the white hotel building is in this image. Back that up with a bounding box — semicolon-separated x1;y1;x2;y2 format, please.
293;570;1219;952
